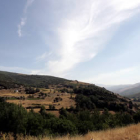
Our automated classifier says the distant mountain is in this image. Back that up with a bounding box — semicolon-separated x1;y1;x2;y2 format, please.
0;70;69;88
104;84;131;93
128;92;140;98
103;83;140;97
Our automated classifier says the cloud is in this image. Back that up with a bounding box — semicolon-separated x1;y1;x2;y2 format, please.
24;0;35;14
36;52;52;63
83;67;137;85
17;0;35;37
36;0;140;76
17;18;26;37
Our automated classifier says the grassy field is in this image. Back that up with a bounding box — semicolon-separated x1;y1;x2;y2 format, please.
2;123;140;140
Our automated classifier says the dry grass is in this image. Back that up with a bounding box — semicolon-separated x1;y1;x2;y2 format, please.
2;123;140;140
6;94;75;109
0;89;76;114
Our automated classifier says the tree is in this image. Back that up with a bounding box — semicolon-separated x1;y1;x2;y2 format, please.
133;111;140;123
39;106;46;117
59;107;68;118
49;105;55;110
36;88;40;92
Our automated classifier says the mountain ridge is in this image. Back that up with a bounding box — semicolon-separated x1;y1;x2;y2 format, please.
0;70;69;88
103;83;140;97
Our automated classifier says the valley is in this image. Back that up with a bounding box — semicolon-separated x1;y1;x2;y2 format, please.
1;71;140;138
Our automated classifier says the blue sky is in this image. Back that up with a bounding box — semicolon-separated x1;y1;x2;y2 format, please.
0;0;140;85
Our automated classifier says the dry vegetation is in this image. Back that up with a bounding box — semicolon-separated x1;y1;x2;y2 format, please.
0;87;76;116
1;123;140;140
1;71;140;139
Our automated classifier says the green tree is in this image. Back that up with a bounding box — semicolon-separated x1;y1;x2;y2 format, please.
39;105;46;117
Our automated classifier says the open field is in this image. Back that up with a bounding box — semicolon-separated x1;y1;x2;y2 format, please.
0;88;76;115
1;123;140;140
7;95;75;109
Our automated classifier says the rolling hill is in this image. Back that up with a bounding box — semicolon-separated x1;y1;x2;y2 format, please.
0;70;140;137
104;83;140;97
0;70;137;114
0;70;69;88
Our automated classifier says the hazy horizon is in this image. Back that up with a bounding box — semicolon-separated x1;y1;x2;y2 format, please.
1;0;140;85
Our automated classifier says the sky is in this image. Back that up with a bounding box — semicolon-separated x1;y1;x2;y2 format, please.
0;0;140;85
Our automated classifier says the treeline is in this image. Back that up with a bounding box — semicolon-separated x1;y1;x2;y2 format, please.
0;97;140;137
25;87;40;94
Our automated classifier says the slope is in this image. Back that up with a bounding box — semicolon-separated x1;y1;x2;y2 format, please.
0;70;69;88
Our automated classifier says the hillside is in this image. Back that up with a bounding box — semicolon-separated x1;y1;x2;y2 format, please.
128;92;140;98
0;71;137;114
127;92;140;103
0;71;140;137
0;71;69;88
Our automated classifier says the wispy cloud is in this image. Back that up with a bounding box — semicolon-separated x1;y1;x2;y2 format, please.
24;0;35;14
17;0;34;37
35;0;140;77
17;18;26;37
36;52;52;63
